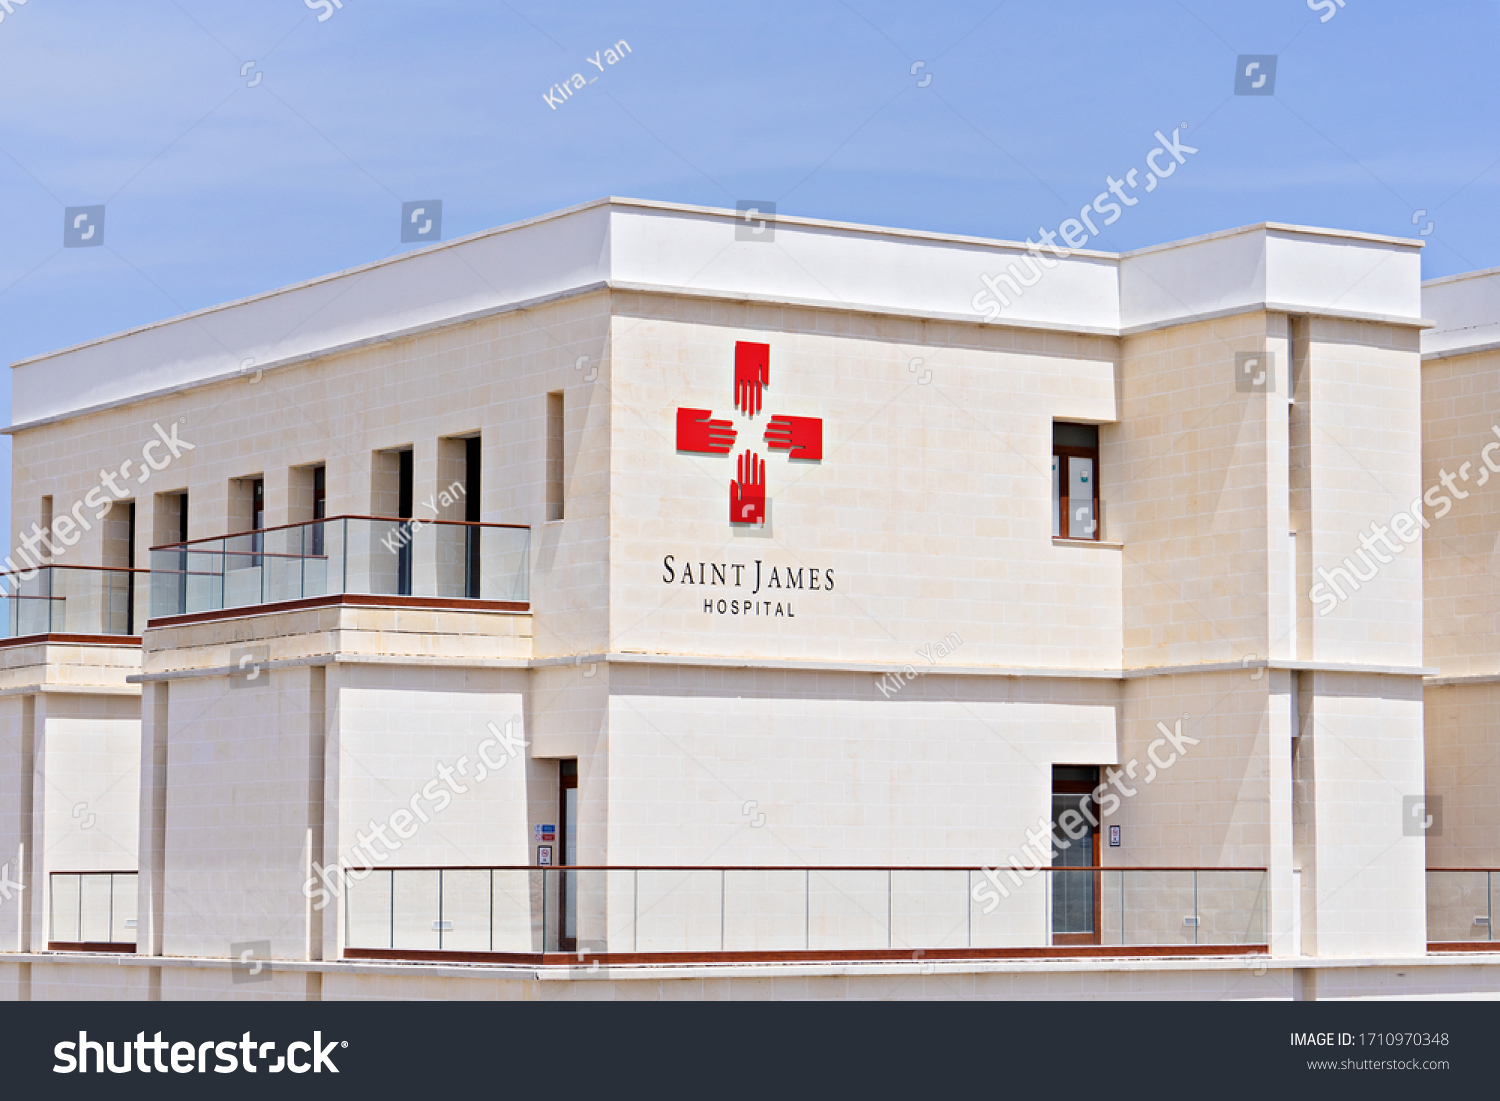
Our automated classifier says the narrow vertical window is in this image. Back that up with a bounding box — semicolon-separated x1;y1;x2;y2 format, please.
175;493;189;615
546;391;565;522
397;449;414;596
465;436;482;597
1052;422;1100;541
126;501;137;636
558;759;578;952
250;477;265;565
311;465;327;557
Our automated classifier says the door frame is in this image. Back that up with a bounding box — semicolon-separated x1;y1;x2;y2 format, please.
1051;773;1103;947
558;762;578;952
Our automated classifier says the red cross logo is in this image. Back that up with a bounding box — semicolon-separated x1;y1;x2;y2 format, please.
675;341;823;524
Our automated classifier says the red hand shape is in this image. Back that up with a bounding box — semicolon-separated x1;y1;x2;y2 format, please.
676;408;737;454
734;341;770;417
730;450;766;524
764;415;823;461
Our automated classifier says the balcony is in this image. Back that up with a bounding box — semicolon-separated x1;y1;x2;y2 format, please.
148;515;530;622
1;565;145;640
48;871;138;952
341;865;1270;963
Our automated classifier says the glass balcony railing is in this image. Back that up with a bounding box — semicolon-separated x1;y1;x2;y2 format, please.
1427;869;1495;944
49;871;138;947
342;866;1268;957
149;515;530;618
1;566;145;638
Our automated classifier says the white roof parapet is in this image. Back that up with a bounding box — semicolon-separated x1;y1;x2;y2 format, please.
1121;223;1425;335
1422;266;1500;359
9;198;1429;430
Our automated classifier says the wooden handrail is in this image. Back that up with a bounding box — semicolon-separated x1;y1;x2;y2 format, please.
1428;867;1500;873
0;564;151;582
355;864;1270;873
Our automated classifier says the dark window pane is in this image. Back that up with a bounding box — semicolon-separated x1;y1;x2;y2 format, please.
1053;421;1099;449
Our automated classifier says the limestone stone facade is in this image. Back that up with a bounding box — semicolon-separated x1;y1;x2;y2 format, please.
0;199;1494;999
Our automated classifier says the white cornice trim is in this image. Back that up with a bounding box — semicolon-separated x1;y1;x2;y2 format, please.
126;650;1439;683
1122;659;1435;679
9;197;621;370
1424;671;1500;687
1422;339;1500;362
1120;303;1433;337
130;652;533;682
3;282;613;435
607;281;1122;337
1121;220;1425;258
0;683;141;697
10;204;1414;376
1272;660;1437;676
541;652;1123;679
7;948;1494;981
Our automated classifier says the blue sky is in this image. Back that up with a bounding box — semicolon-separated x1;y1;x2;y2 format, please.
2;0;1498;530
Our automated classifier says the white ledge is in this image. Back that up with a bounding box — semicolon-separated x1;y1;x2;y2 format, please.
0;683;141;697
1124;659;1435;679
1271;660;1437;676
537;652;1123;679
1422;338;1500;362
1119;301;1432;337
1424;671;1500;687
122;650;1443;683
5;948;1495;983
129;652;533;682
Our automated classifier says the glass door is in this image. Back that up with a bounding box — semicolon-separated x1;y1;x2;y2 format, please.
1051;765;1101;946
559;760;578;952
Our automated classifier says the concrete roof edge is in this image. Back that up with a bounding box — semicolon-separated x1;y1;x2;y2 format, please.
1120;221;1425;259
1423;263;1500;288
9;196;621;370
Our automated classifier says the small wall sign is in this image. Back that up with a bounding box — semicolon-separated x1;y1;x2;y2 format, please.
1109;825;1121;847
537;846;553;866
